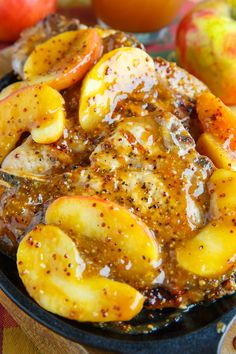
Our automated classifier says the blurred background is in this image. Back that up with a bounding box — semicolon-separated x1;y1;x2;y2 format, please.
57;0;201;57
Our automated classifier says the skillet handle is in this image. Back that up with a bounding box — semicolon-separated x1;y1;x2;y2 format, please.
218;314;236;354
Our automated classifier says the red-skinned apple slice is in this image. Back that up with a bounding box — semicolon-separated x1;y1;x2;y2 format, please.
196;92;236;169
45;196;159;286
23;29;102;90
79;47;157;132
197;92;236;150
0;84;65;163
17;224;144;322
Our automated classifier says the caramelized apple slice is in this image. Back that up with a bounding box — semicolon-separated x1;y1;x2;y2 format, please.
17;225;144;322
0;82;27;100
197;92;236;150
79;47;156;131
23;29;102;91
197;133;236;171
177;169;236;277
176;220;236;277
0;84;65;163
46;196;159;286
95;28;116;38
208;169;236;218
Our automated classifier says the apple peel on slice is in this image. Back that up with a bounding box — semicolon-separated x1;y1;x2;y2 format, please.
79;47;157;132
0;84;65;163
17;224;144;322
196;92;236;170
23;29;102;91
0;82;27;101
197;92;236;150
45;196;159;286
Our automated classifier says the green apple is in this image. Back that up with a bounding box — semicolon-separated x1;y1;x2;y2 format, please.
176;0;236;105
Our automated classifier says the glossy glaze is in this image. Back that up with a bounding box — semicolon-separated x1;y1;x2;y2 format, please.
0;28;235;328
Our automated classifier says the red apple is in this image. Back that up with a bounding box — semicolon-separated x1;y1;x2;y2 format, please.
176;0;236;105
0;0;57;42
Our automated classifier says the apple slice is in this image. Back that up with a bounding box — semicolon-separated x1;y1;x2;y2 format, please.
0;82;27;101
95;28;116;38
176;219;236;277
176;168;236;277
23;29;102;91
79;47;157;132
197;92;236;150
0;84;65;163
45;196;159;286
17;224;144;322
197;132;236;171
208;169;236;218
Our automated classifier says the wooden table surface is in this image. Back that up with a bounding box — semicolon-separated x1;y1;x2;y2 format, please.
0;289;114;354
2;285;236;354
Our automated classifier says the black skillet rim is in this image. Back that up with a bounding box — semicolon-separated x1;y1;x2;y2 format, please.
1;253;236;353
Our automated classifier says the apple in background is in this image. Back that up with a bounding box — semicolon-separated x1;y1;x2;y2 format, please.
176;0;236;105
0;0;57;42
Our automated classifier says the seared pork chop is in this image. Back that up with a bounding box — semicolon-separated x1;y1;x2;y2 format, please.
0;112;216;309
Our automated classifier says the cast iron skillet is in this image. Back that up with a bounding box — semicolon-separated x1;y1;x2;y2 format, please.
0;73;236;353
1;245;236;353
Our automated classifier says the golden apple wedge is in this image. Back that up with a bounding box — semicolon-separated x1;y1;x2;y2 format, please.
176;219;236;277
0;82;27;101
45;196;159;286
23;29;102;91
79;47;156;132
176;169;236;277
0;84;65;163
208;168;236;218
17;224;144;322
197;133;236;171
197;92;236;150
